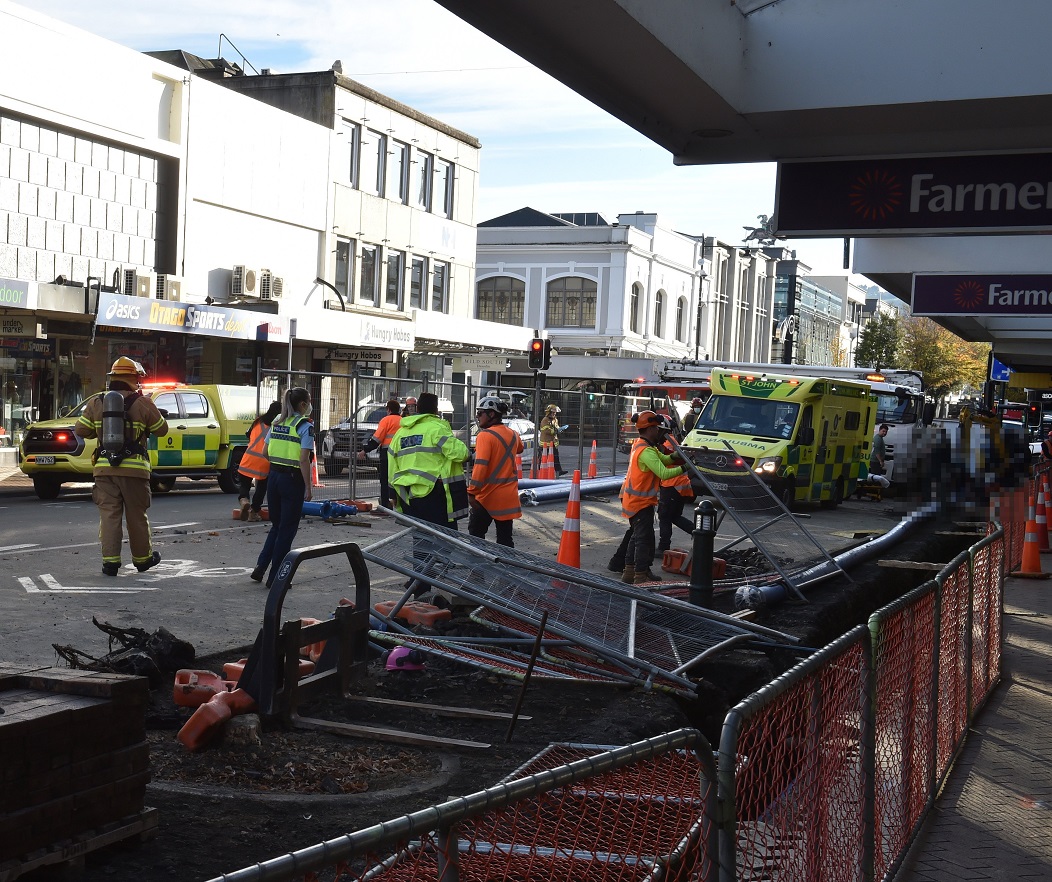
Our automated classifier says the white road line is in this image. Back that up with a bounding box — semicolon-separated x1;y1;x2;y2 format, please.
19;574;159;593
153;522;200;530
0;543;38;552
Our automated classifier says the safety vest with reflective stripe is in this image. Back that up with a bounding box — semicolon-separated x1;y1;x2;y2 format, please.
468;424;524;520
268;414;309;470
238;421;271;480
621;439;684;518
390;413;470;518
660;440;693;497
373;413;402;449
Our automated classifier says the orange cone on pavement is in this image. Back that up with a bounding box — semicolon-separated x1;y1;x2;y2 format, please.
556;470;581;568
588;440;598;478
541;445;555;479
311;457;324;488
1013;493;1051;579
1044;474;1052;548
1037;481;1050;551
515;453;523;480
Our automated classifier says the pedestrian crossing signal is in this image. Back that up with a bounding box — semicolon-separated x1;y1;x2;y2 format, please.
528;337;551;371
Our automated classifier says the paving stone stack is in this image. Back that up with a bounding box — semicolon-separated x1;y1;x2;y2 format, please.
0;663;150;865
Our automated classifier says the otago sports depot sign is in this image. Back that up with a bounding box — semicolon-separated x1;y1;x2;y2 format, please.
97;291;289;342
775;151;1052;235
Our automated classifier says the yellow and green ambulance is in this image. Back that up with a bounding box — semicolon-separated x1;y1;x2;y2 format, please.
682;368;875;508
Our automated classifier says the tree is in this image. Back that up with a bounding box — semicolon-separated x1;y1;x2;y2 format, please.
854;312;899;369
897;316;989;399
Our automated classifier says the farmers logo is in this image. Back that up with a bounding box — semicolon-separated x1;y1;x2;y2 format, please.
848;168;904;221
953;280;985;309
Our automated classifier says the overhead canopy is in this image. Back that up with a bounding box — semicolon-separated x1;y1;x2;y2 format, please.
435;0;1052;373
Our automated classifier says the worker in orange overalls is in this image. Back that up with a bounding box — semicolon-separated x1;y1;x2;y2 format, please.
620;410;685;584
467;396;524;547
359;398;403;509
657;416;695;552
237;400;281;522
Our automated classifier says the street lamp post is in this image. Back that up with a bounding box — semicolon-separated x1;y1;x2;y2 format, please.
694;269;708;361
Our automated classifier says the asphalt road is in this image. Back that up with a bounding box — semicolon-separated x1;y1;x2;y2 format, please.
0;472;905;667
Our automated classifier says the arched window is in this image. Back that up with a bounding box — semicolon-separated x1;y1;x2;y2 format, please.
546;276;597;328
653;290;665;337
629;283;642;334
475;276;525;325
675;296;688;342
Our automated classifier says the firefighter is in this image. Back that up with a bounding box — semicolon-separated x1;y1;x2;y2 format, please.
251;387;314;588
74;357;168;577
359;398;402;509
539;404;566;476
620;410;685;584
390;392;469;528
467;396;524;547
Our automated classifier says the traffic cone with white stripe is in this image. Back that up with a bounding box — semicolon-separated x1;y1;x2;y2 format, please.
556;470;581;568
541;445;555;480
515;453;523;480
311;457;324;488
1043;474;1052;549
1013;492;1051;579
587;440;598;478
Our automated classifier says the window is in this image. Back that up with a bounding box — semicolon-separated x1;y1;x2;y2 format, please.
414;150;433;210
360;244;380;306
181;392;209;418
385;250;404;308
435;159;453;218
153;392;178;417
431;259;449;313
653;290;665;337
342;122;360;187
629;283;642;334
388;140;408;204
675;296;687;342
359;129;386;196
546;277;597;328
409;257;425;309
335;237;354;303
476;276;525;325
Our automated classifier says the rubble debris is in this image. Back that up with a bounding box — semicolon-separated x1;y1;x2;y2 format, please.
51;618;195;688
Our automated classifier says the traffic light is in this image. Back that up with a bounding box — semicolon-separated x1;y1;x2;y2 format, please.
527;337;552;371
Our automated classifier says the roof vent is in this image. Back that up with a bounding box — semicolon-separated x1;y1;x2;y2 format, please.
260;68;271;76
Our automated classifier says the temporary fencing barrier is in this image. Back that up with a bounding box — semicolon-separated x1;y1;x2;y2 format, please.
215;511;1010;882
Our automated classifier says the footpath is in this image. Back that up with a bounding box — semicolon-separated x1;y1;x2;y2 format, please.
895;574;1052;880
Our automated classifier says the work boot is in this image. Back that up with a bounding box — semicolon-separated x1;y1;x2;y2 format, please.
620;565;636;584
633;568;663;584
247;509;262;522
250;565;266;583
239;498;250;521
135;551;161;573
607;557;625;573
102;562;120;577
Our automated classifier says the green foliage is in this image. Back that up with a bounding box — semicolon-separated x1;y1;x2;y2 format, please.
897;316;990;399
854;312;900;369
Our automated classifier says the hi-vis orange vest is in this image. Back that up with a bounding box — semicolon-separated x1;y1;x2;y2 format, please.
621;438;661;517
660;440;693;497
373;413;402;449
468;424;524;520
238;421;271;480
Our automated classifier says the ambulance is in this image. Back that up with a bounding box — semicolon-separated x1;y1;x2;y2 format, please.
682;368;875;508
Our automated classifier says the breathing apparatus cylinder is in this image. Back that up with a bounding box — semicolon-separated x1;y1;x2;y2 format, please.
101;390;127;461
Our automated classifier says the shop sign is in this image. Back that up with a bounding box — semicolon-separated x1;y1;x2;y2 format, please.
0;317;34;337
0;337;54;357
314;347;394;362
455;355;509;372
777;151;1052;235
0;277;30;309
96;292;290;342
913;273;1052;316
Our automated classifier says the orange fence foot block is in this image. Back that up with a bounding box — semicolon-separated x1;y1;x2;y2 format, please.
373;599;452;627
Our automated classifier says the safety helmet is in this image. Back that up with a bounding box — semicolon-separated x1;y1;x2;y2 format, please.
691;397;704;407
108;357;146;384
545;405;561;414
477;396;508;416
635;410;664;431
383;646;426;671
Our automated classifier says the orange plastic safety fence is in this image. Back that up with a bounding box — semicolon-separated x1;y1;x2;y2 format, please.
871;586;938;881
969;538;1004;712
729;637;868;882
935;562;971;783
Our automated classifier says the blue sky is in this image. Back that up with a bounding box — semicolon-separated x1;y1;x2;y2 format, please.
17;0;852;275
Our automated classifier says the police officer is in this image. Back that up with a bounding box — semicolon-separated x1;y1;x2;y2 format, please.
251;387;314;588
620;410;685;584
390;392;469;528
74;357;168;576
468;396;524;547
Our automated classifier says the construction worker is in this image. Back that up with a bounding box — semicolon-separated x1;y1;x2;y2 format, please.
402;396;418;417
683;397;704;433
467;396;524;547
251;387;314;588
390;392;469;528
359;398;402;509
74;357;168;576
657;417;695;552
539;404;567;476
620;410;685;584
237;400;281;522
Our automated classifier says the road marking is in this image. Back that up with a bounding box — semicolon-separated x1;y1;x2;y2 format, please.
153;522;200;530
19;574;159;593
0;544;38;553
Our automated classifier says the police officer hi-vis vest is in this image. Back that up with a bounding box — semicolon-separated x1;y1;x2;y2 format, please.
268;414;310;470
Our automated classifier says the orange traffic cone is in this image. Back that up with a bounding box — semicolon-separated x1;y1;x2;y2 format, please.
1013;493;1051;579
1043;474;1052;549
541;445;554;480
311;457;324;488
1037;482;1050;552
587;440;598;478
515;453;523;480
556;470;582;568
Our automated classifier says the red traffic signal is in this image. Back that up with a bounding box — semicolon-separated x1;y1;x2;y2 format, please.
527;337;551;370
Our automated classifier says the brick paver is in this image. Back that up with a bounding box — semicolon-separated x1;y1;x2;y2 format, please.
895;577;1052;881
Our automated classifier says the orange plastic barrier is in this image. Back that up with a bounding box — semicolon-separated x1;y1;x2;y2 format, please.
172;669;237;708
299;617;327;662
660;549;727;579
373;599;452;626
176;688;259;751
231;507;269;521
223;657;316;682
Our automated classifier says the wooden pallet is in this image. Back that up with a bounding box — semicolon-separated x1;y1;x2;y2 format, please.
0;807;158;882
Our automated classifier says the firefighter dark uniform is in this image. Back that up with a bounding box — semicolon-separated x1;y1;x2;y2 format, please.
468;397;524;547
74;358;168;576
390;400;469;529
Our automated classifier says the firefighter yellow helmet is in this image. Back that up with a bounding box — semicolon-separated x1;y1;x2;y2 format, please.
108;357;146;386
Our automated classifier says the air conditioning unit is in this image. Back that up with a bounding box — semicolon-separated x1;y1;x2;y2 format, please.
160;275;183;302
131;272;155;298
231;265;258;297
122;267;138;296
259;268;274;300
271;276;283;299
